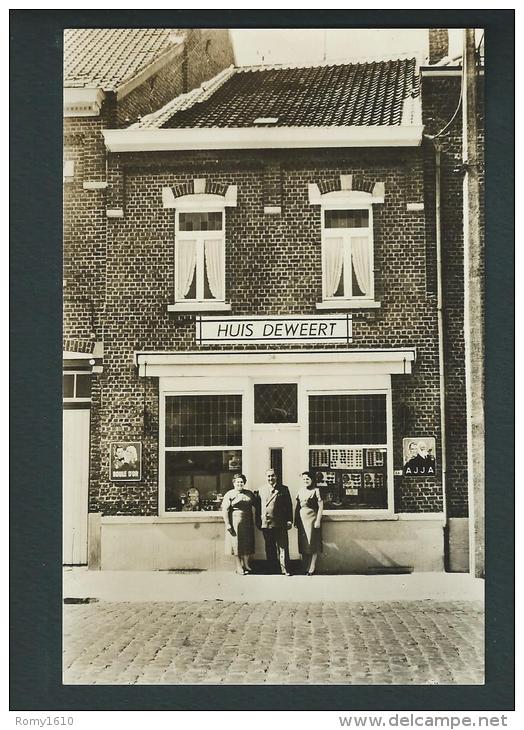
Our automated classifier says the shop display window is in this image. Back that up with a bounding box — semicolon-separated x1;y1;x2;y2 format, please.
254;383;298;423
164;394;243;512
165;394;242;447
165;449;242;512
309;394;386;444
309;394;388;510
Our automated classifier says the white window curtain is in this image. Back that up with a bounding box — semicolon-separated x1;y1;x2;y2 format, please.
204;239;224;300
176;239;197;298
324;237;344;297
351;236;371;297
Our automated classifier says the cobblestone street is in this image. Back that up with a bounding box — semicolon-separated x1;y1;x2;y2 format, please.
63;599;484;685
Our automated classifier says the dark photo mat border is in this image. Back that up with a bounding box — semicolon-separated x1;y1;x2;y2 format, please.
10;8;514;712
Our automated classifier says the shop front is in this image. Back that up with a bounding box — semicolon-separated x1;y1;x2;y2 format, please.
96;348;444;573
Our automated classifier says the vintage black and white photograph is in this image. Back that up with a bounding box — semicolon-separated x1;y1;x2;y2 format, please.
61;24;487;687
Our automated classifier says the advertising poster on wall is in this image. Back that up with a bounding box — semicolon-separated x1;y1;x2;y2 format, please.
402;437;437;476
110;441;142;481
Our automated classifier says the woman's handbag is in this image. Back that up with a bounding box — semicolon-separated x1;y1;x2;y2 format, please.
227;496;236;536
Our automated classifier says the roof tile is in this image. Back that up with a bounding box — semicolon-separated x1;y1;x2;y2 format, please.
64;28;183;91
148;58;419;130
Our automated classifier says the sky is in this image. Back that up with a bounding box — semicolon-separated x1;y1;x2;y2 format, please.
230;28;466;66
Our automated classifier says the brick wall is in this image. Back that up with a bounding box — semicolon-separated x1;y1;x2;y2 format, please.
63;113;108;500
113;56;185;128
64;31;236;507
91;146;444;515
184;29;235;92
64;30;235;344
111;30;234;128
63;115;106;342
422;74;485;518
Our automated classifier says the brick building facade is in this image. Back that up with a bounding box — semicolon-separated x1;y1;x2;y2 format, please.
63;28;235;564
63;31;484;574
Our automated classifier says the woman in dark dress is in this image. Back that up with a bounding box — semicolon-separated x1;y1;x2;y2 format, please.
221;473;256;575
294;471;324;575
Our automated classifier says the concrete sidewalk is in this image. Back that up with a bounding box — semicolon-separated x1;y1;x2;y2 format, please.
63;567;484;603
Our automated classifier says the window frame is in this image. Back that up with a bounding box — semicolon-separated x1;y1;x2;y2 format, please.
63;370;92;403
306;388;394;516
161;389;245;516
320;199;375;304
174;207;226;306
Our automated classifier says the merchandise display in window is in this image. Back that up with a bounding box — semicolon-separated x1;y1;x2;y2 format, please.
309;394;388;510
165;450;242;511
309;448;387;510
164;393;243;511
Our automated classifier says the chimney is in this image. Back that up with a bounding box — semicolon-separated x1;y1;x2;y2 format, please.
429;28;449;65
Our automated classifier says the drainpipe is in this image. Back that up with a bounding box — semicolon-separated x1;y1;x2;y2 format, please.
434;144;448;537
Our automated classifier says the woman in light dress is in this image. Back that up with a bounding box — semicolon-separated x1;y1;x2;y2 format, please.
294;471;323;575
221;473;256;575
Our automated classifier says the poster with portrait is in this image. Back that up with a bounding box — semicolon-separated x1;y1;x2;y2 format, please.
402;437;437;476
110;441;142;481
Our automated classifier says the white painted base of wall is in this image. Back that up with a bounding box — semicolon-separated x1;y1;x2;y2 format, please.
317;519;444;573
447;517;470;573
99;516;445;572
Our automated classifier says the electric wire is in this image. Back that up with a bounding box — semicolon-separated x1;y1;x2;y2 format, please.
424;64;465;141
424;30;483;143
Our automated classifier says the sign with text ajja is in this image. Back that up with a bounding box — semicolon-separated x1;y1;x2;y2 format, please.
196;315;352;344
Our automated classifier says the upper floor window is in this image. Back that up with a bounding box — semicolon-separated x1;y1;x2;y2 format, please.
309;182;383;310
164;183;237;313
321;205;374;303
175;210;225;304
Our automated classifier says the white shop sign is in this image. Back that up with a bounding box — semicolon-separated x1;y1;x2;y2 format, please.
196;314;352;344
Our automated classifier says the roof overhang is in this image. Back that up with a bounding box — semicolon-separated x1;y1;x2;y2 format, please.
103;125;424;153
63;340;104;372
135;348;417;377
420;65;484;78
64;87;106;117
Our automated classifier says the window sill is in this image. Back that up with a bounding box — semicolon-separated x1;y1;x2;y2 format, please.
323;511;396;521
168;301;232;313
316;300;381;310
102;512;402;523
102;514;224;524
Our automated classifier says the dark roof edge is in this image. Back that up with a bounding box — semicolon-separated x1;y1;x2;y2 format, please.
236;57;418;73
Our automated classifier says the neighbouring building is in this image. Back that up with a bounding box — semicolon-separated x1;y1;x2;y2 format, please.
420;28;485;574
63;29;484;574
63;27;235;565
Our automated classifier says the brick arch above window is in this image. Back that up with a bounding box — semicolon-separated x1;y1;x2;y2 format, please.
162;178;237;210
308;175;384;206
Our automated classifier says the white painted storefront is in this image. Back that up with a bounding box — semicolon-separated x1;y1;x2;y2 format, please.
96;349;445;573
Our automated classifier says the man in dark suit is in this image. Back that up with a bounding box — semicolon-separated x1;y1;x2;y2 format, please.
256;469;293;575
